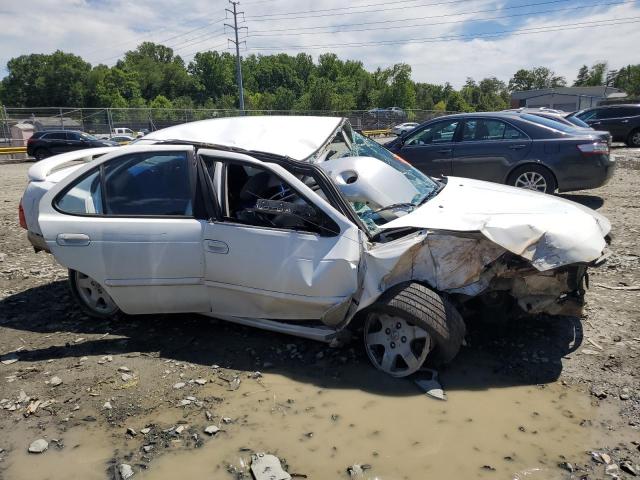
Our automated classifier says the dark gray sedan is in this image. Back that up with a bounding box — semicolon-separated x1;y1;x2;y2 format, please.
385;112;614;194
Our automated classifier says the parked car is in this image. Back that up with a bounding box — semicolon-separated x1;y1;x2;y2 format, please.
27;130;119;160
385;112;615;194
392;122;420;136
20;116;610;377
110;135;135;145
571;104;640;147
112;127;142;137
505;107;593;129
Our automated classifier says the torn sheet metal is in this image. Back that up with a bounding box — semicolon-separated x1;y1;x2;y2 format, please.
359;230;508;310
380;177;610;271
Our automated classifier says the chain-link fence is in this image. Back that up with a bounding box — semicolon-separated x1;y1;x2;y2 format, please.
1;106;457;146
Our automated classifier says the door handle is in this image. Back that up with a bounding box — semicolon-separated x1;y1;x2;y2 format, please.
621;119;629;123
56;233;90;246
437;148;452;154
508;144;527;150
205;240;229;254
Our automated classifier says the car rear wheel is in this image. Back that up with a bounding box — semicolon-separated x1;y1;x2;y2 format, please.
68;270;120;319
33;148;49;161
508;164;557;194
364;282;465;377
627;129;640;148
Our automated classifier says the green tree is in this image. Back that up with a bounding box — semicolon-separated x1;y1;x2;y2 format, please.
613;64;640;96
118;42;195;101
1;51;91;107
508;67;566;91
574;65;590;86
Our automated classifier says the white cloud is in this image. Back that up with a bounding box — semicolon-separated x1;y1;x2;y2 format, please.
1;0;639;87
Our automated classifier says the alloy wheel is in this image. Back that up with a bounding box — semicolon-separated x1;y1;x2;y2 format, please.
74;271;118;315
514;171;548;192
364;312;431;377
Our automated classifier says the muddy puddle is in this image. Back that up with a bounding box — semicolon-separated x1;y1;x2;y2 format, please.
3;360;626;480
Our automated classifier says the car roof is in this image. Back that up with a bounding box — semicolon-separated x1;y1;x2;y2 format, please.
139;116;344;161
583;103;640;110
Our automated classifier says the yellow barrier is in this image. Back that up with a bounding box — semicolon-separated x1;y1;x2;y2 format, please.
0;146;27;155
362;129;391;137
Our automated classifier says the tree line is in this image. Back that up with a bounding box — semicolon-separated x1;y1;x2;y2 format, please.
1;42;638;112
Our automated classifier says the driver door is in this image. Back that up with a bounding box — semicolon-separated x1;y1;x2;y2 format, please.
197;149;362;322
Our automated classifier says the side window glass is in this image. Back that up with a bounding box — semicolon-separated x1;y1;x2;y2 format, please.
104;152;193;216
67;132;81;141
462;119;506;141
504;124;528;140
577;110;597;121
224;163;333;235
405;121;458;146
55;169;103;215
47;132;67;140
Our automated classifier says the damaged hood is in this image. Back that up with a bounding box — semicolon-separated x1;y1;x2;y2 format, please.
380;177;610;271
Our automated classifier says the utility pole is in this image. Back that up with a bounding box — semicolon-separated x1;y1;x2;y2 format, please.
225;1;247;113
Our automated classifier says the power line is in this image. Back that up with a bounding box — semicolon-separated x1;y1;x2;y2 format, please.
246;0;573;22
246;16;640;50
248;0;633;37
92;17;226;64
246;0;479;18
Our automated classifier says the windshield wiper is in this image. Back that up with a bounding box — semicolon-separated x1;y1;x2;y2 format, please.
418;180;446;206
372;202;416;214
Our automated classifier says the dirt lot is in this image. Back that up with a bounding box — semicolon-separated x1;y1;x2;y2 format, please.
0;148;639;479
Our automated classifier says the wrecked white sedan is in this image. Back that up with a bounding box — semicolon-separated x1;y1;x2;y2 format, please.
19;116;610;377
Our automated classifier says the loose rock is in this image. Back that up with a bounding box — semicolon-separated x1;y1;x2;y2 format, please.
204;425;219;435
49;376;62;387
118;463;134;479
28;439;49;454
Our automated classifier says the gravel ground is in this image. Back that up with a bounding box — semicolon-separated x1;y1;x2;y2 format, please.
0;148;639;479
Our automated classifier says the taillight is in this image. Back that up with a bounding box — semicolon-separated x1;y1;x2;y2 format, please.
18;200;27;229
577;142;609;155
27;137;35;145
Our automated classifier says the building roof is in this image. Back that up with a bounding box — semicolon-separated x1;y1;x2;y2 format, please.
511;86;626;100
139;116;344;161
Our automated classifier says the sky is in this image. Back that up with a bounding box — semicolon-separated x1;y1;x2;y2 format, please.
1;0;639;87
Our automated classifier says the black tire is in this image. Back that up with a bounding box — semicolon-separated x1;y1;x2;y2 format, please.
372;282;466;364
507;164;557;194
33;148;49;161
68;269;121;320
627;129;640;148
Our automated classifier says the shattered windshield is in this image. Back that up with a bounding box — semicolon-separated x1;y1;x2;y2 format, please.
319;128;439;235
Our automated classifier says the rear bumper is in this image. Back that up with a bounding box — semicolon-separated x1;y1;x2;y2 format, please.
557;154;616;192
27;231;50;253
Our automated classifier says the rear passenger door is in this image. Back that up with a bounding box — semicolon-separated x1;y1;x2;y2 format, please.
38;145;210;315
452;118;532;183
397;119;460;177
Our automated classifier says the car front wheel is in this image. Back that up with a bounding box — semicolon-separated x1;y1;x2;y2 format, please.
507;164;557;194
68;270;120;319
363;282;465;377
627;129;640;148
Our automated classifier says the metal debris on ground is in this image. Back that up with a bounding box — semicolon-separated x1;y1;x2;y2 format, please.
414;368;446;401
250;453;291;480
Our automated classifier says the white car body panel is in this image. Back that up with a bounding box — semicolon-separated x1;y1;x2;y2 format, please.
137;116;343;161
380;177;610;271
37;145;361;320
